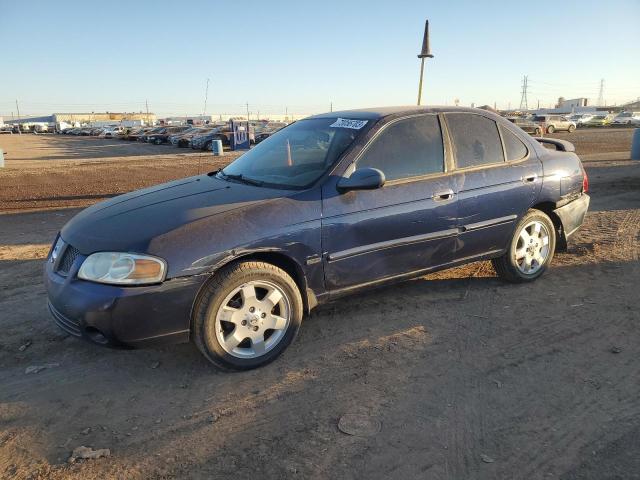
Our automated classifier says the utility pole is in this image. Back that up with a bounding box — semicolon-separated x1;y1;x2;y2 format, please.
519;75;529;111
202;78;210;118
597;78;605;106
285;106;288;121
330;101;333;112
416;20;434;105
246;102;250;121
145;99;150;126
15;100;21;134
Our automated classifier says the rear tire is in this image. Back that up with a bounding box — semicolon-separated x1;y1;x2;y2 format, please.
492;209;556;283
534;127;542;136
567;124;575;133
192;261;303;370
546;125;555;134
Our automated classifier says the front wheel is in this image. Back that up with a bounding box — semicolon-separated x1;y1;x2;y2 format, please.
193;261;303;370
534;127;542;136
567;124;575;133
492;210;556;283
546;125;555;134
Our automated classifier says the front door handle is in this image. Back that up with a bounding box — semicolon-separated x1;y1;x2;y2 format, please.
432;189;455;202
522;173;538;183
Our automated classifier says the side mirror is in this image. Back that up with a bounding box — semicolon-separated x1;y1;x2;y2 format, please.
337;167;386;192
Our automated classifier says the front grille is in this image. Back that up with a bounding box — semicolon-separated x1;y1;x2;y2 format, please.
48;302;82;337
57;245;80;275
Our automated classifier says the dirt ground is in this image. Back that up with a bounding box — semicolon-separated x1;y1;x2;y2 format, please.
0;130;639;479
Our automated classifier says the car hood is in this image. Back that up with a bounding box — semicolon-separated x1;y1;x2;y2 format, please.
61;174;292;254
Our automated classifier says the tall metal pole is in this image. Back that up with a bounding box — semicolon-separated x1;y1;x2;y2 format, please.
417;57;426;105
246;102;250;121
145;99;150;126
15;100;21;134
416;20;434;106
202;78;210;118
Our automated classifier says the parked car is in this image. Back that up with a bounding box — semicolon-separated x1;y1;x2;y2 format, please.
124;127;155;141
190;128;229;150
532;115;576;133
506;117;543;136
147;126;191;144
611;111;640;125
98;127;124;138
582;114;612;127
168;127;201;146
136;127;167;143
44;106;590;370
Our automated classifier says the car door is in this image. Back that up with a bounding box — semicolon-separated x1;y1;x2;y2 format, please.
444;112;542;262
321;114;458;291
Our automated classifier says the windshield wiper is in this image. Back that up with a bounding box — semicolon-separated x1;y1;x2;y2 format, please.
217;171;264;187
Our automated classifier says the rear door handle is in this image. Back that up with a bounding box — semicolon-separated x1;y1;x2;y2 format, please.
522;173;538;183
432;189;455;202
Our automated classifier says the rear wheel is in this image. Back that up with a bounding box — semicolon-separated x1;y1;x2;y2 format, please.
492;210;556;283
534;127;542;136
546;125;555;134
567;124;575;133
193;261;303;370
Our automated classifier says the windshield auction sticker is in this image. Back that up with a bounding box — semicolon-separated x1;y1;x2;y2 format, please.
329;118;368;129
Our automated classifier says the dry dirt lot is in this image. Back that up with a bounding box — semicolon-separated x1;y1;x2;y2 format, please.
0;130;639;479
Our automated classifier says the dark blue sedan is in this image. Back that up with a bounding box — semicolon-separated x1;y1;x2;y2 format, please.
45;106;590;370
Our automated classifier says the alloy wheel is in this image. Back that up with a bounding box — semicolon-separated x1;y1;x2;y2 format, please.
514;220;551;275
214;280;291;358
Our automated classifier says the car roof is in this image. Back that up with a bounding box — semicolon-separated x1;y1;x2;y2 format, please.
308;105;489;121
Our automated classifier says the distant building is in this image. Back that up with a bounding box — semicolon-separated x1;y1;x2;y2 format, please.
6;112;157;126
556;97;588;109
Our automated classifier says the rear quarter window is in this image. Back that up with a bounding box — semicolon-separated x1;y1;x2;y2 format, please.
499;125;528;161
446;113;505;168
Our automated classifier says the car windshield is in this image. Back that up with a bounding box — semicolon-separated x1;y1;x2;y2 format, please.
533;116;547;122
219;117;369;189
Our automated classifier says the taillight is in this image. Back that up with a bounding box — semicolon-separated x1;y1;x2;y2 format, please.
582;167;589;193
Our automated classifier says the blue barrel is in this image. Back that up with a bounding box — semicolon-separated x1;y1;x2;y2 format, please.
211;139;224;156
631;129;640;161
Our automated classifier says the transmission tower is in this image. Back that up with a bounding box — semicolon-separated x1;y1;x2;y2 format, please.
597;78;605;106
519;75;529;111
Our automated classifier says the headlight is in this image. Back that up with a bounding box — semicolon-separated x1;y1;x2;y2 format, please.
78;252;166;285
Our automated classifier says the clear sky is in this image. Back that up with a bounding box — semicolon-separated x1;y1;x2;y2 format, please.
1;0;638;118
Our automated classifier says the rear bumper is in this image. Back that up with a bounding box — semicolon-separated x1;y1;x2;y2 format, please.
555;193;590;242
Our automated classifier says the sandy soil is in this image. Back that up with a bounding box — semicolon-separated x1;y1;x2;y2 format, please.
0;131;639;479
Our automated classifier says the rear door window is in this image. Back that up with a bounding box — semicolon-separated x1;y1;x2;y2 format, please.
500;125;528;161
357;115;444;181
446;113;505;168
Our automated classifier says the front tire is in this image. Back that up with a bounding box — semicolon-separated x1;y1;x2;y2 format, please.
567;124;575;133
546;125;555;134
492;210;556;283
193;261;303;370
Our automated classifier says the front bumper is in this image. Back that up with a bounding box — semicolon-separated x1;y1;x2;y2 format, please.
44;250;207;347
